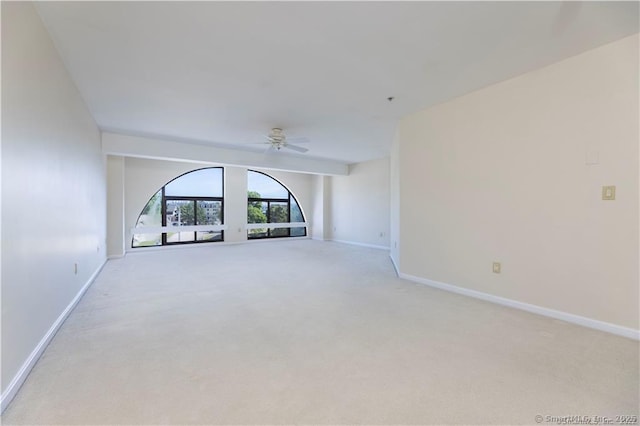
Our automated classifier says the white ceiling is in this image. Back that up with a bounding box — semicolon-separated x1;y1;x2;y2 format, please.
35;1;639;164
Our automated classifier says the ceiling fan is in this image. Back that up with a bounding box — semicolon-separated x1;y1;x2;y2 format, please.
262;128;309;153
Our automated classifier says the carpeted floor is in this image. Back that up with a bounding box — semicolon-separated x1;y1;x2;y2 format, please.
2;239;638;424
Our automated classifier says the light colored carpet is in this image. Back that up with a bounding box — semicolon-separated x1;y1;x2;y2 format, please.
2;239;638;425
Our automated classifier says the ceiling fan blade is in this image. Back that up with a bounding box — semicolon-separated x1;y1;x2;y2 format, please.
284;144;308;153
287;137;310;144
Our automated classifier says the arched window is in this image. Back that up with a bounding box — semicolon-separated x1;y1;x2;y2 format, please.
132;167;224;247
247;170;306;239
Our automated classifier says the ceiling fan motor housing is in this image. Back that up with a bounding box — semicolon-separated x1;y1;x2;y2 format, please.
269;128;286;149
263;127;308;153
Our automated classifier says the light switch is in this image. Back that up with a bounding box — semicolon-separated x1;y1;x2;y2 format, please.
492;262;501;274
602;186;616;200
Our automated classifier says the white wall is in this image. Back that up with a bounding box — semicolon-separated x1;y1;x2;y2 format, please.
309;175;333;241
310;175;325;240
224;167;249;243
397;34;639;330
328;158;391;249
389;131;401;268
107;156;125;257
1;1;106;405
322;176;332;241
119;158;315;250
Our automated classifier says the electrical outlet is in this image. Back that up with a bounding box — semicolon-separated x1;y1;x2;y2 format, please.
602;185;616;200
585;150;599;165
492;262;501;274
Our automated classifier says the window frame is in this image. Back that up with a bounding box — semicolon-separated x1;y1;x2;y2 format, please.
132;167;225;248
162;191;225;245
247;170;306;239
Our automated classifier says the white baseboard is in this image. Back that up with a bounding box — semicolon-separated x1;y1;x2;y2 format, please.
399;272;639;341
1;259;107;413
331;239;390;251
389;254;399;276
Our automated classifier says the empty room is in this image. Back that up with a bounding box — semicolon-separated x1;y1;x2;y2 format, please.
1;1;638;424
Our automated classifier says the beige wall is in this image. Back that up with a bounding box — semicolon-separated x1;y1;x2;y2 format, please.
1;2;106;401
397;34;639;329
329;158;390;248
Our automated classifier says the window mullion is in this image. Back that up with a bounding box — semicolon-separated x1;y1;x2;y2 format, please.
192;199;197;241
267;200;271;237
161;187;167;245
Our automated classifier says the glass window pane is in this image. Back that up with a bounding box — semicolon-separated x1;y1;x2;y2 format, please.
269;202;288;223
132;233;162;247
197;231;222;241
166;231;195;243
247;171;288;199
165;168;223;197
197;200;221;225
270;227;289;237
290;227;306;237
248;229;267;239
248;201;268;224
135;190;162;227
166;200;195;226
290;197;303;223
